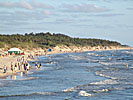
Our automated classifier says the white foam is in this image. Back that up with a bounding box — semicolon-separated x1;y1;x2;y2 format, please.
20;77;39;81
93;88;109;93
95;72;117;79
90;79;119;85
69;55;85;60
100;62;127;66
122;51;133;54
63;87;77;92
37;92;56;95
79;91;94;97
100;62;112;66
88;53;95;55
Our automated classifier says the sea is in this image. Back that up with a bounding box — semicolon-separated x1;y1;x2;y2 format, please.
0;49;133;100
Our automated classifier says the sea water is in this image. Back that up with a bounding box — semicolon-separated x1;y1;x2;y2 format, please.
0;49;133;100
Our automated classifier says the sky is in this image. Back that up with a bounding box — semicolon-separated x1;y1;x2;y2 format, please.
0;0;133;46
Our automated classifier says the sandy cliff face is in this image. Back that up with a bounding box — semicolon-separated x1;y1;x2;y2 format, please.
46;45;130;55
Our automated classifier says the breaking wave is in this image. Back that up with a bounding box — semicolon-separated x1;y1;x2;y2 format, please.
63;87;77;92
0;92;57;98
90;79;119;85
79;91;94;97
95;71;117;79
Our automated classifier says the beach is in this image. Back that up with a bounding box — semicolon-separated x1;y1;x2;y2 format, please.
0;48;133;100
0;46;132;78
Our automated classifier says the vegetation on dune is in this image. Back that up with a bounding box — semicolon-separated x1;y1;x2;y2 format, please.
0;32;122;49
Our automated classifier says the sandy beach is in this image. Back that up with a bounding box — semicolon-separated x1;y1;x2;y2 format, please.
0;46;132;78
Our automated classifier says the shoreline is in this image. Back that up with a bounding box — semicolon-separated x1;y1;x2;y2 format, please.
0;46;132;78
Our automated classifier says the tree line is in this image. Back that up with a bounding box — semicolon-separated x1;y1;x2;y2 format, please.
0;32;122;49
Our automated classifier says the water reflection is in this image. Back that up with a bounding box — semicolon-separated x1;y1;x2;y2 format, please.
10;75;16;80
7;72;27;80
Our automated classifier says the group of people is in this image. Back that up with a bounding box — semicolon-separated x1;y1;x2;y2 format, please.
1;53;53;74
3;56;31;73
2;55;44;74
35;63;42;69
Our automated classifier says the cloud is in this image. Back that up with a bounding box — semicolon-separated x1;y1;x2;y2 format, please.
116;24;133;28
88;0;133;1
0;24;48;33
56;18;75;23
31;0;54;9
87;13;125;17
0;0;54;10
73;24;114;29
0;0;33;10
43;10;53;15
62;3;110;13
88;0;133;3
0;10;52;24
20;0;34;10
127;8;133;10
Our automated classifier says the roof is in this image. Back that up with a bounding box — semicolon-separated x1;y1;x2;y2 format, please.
8;48;21;52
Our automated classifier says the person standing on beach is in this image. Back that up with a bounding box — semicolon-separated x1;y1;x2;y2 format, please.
18;62;20;70
11;62;13;72
24;63;27;70
21;61;24;71
3;65;7;73
15;63;17;72
26;63;30;71
17;57;20;62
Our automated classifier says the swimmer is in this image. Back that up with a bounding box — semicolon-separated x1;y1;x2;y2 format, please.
49;56;51;59
126;64;129;70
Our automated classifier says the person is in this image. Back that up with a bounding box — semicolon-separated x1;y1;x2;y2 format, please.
49;56;51;59
26;63;30;71
24;63;26;70
18;62;20;70
3;65;7;73
126;64;129;70
35;62;38;69
17;57;20;62
39;63;42;68
15;63;17;72
108;57;111;61
21;62;23;71
11;62;13;72
37;64;40;69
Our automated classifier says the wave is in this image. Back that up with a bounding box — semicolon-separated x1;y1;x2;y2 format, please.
88;53;98;56
93;88;110;93
79;91;94;97
69;55;84;60
0;92;57;98
122;51;133;54
92;87;125;93
95;71;117;80
0;81;9;87
90;79;119;85
63;87;77;92
35;92;57;95
99;62;127;66
63;79;119;93
20;77;39;81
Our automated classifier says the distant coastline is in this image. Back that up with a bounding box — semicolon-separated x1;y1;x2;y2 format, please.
0;32;132;78
0;32;128;50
